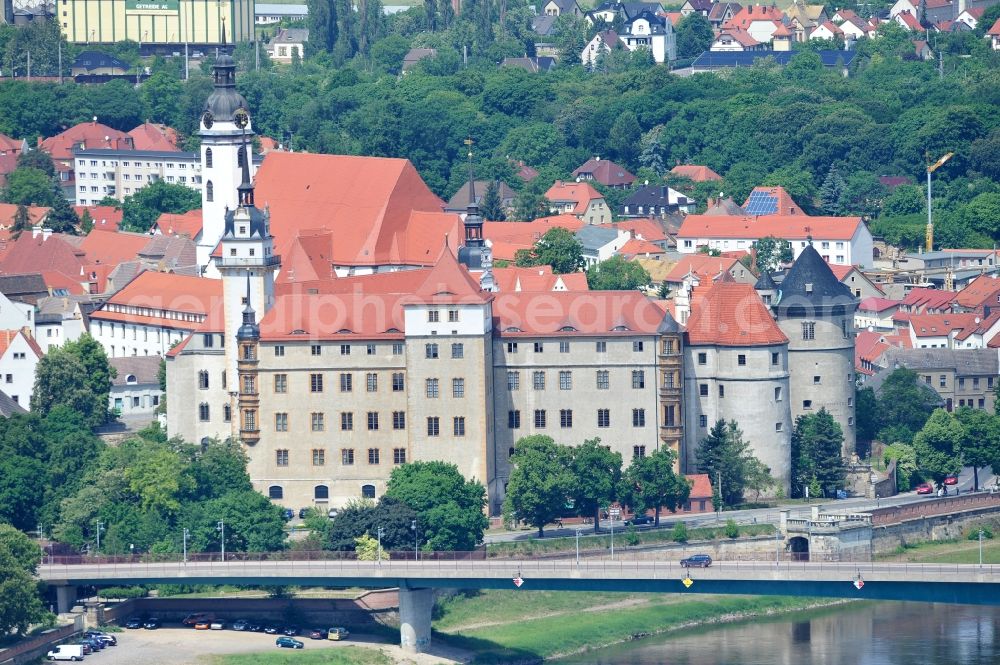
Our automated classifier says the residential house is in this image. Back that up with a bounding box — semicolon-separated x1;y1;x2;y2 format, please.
895;10;925;31
952;274;1000;313
0;203;50;230
482;215;584;263
742;186;805;216
828;264;885;299
154;210;203;239
72;147;202;206
90;271;224;358
670;164;722;182
34;296;89;352
599;218;670;250
711;28;763;50
40;120;134;196
832;9;875;39
874;347;998;412
913;39;934;59
401;48;437;72
0;329;43;408
267;28;309;63
445;180;517;216
902;311;1000;349
621;183;695;217
70;51;129;77
722;5;785;43
896;287;955;316
680;0;712;15
707;2;743;28
532;14;560;36
664;254;756;291
0;274;51;307
127;120;181;151
492;266;589;292
809;20;844;40
255;3;308;24
575;225;631;266
627;10;677;62
74;205;123;231
572;157;636;189
542;0;582;17
582;30;625;67
772;21;794;49
956;7;985;28
109;356;163;423
890;0;957;25
856;297;901;331
989;17;1000;49
501;57;557;72
676;215;874;266
544;181;612;224
0;287;33;332
785;0;827;40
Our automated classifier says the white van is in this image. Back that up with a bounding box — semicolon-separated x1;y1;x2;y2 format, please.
46;644;85;661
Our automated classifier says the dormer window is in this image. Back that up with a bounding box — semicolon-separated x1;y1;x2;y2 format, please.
239;226;246;234
805;283;813;293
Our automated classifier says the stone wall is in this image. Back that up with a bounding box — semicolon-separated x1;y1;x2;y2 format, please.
872;503;1000;556
0;616;84;665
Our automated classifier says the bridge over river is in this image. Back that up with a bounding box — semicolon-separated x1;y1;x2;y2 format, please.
38;555;1000;653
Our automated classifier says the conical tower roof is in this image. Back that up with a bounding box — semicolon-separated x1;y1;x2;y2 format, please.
773;244;854;314
754;270;777;290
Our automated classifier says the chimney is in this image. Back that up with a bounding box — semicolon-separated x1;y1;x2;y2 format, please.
707;197;715;208
42;227;52;240
31;225;42;239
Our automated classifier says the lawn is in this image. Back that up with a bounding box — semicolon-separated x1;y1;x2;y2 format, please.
205;646;392;665
877;537;1000;564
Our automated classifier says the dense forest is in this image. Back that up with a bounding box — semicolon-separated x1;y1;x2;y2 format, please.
1;10;1000;249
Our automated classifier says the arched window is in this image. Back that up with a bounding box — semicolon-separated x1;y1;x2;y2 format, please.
198;403;210;421
268;485;283;499
126;374;137;384
206;181;214;202
200;437;210;449
198;370;209;389
223;404;231;422
314;485;329;500
205;147;213;168
361;484;376;499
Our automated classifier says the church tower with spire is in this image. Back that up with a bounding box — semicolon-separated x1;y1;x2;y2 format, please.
456;140;496;292
215;131;279;416
198;43;255;274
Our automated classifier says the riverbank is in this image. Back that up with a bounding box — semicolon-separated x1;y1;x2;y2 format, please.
432;589;853;663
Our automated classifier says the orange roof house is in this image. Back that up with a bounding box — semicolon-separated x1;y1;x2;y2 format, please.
75;205;123;231
670;164;722;182
79;229;150;266
40;120;132;162
90;271;223;332
493;266;589;292
572;157;636;189
953;274;1000;312
664;254;752;285
127;122;181;152
154;210;203;239
0;203;50;229
685;281;787;347
544;181;610;224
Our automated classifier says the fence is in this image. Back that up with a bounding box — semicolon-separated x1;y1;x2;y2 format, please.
870;492;1000;526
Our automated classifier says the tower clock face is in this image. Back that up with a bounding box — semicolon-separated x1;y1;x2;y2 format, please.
201;111;214;129
234;109;250;129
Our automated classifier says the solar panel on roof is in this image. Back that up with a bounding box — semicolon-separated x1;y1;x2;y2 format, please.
745;190;778;215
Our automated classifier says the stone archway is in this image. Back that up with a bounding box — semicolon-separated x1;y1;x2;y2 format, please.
789;536;810;561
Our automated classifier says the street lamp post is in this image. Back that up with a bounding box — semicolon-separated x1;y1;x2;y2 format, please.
183;528;189;563
217;520;225;562
377;526;384;564
411;520;418;561
776;528;781;565
980;528;985;568
575;529;582;566
95;521;104;555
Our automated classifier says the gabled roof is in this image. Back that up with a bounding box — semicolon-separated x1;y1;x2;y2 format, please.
599;218;667;243
619;237;665;259
482;216;584;257
92;271;223;327
138;234;199;275
0;389;27;417
72;50;129;72
858;296;900;313
665;254;741;283
624;184;693;210
686;473;713;500
154;209;203;238
493;266;589;292
953;274;1000;310
0;134;23;154
717;28;760;46
676;214;864;242
252;152;458;267
989;17;1000;36
743;186;803;216
41;121;132;161
532;14;559;35
703;196;745;216
414;245;490;304
683;0;713;11
900;287;955;312
0;329;42;359
907;312;990;340
446;180;517;213
0;203;50;228
754;270;777;290
0;232;85;279
74;205;122;231
708;2;742;21
572;158;636;187
576;225;621;252
724;4;784;30
110;356;162;386
685;281;788;347
0;273;49;302
896;10;923;31
813;19;844;36
544;181;605;214
127;123;180;152
79;229;150;266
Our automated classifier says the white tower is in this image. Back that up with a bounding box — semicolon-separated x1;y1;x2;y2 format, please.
198;52;255;275
214;132;279;388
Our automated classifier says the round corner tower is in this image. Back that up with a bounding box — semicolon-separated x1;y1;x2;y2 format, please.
773;245;857;458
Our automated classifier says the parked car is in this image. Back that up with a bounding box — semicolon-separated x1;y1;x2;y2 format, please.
46;644;85;661
916;483;934;495
282;508;294;521
194;621;211;630
183;612;215;626
298;507;311;519
80;636;104;651
627;515;654;526
680;554;713;568
210;621;225;630
143;617;161;629
232;619;250;631
944;476;959;486
124;616;143;629
283;626;300;636
73;641;93;655
309;628;328;639
263;626;280;634
249;622;264;632
276;636;304;649
328;626;350;641
85;630;117;646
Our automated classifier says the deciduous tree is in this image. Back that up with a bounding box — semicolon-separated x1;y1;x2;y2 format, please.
623;448;690;526
514;227;584;274
503;435;574;537
385;461;488;550
913;408;964;485
585;255;650;290
571;438;623;533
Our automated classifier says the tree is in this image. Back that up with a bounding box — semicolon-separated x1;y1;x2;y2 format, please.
326;496;416;552
955;407;1000;491
10;204;30;238
45;189;80;234
855;386;878;448
4;166;54;206
307;0;337;53
31;334;114;428
586;255;650;290
696;420;761;508
0;524;46;637
675;13;713;58
384;461;488;550
120;180;202;233
875;368;941;443
743;457;777;502
609;111;641;167
912;408;964;486
514;227;585;274
752;236;793;273
79;208;94;234
624;448;690;526
479;180;506;221
818;166;846;216
503;435;574;537
571;438;623;533
16;149;55;176
790;409;846;498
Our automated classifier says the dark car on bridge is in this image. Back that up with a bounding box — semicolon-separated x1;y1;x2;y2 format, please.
680;554;712;568
626;515;654;526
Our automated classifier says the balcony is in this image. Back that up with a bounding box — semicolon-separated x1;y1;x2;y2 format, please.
240;428;260;445
659;385;681;398
215;254;282;269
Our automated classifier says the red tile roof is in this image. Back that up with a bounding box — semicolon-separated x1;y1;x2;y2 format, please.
496;290;670;337
414;245;491;304
0;203;50;228
252;152;457;266
619;238;665;259
0;232;85;278
685;473;713;500
493;266;589;292
677;214;864;243
599;219;667;243
572;158;636;188
742;186;804;216
511;160;539;182
0;329;42;359
154;210;203;239
75;205;123;231
685;281;787;347
91;270;223;328
719;28;761;46
79;229;150;266
0;134;23;154
813;19;844;36
665;254;741;283
40;121;132;162
896;10;923;31
39;270;87;295
544;181;605;215
907;312;978;338
724;4;784;30
858;297;900;313
670;164;722;182
989;17;1000;35
900;287;954;313
953;274;1000;310
127;123;180;152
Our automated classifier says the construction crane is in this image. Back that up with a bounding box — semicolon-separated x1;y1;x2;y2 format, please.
925;152;954;253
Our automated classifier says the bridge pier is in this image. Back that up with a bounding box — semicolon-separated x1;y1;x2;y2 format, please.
55;585;77;614
398;587;433;654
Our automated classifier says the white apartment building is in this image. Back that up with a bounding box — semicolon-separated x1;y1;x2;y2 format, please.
73;148;202;206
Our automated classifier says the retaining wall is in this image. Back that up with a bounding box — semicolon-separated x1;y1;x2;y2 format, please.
873;503;1000;555
0;616;84;665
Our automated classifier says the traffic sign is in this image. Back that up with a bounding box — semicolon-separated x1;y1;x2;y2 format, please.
682;577;693;588
513;576;524;588
854;578;864;590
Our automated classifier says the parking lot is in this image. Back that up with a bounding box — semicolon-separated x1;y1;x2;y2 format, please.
79;626;460;664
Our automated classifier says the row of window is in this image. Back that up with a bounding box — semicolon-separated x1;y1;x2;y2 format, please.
427;310;461;323
697;351;782;366
506;369;644;391
267;484;377;501
507;408;646;429
275;448;407;467
83;158;192;170
270;342;406;357
504;340;644;354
